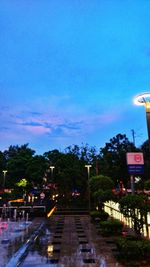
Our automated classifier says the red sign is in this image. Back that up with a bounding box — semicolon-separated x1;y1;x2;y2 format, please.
40;192;45;199
126;153;144;165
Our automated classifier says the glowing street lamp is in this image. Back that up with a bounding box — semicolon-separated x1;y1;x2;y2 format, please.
49;166;55;181
2;170;7;188
134;93;150;146
85;165;92;213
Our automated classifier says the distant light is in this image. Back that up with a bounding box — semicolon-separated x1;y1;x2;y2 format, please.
47;206;56;218
49;166;55;170
134;93;150;106
85;165;92;168
47;245;53;256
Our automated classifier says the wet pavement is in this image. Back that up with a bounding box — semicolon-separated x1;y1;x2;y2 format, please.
0;218;43;267
0;211;150;266
19;215;123;267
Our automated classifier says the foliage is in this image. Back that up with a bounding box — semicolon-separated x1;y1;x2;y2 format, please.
144;179;150;190
116;236;150;262
0;192;12;202
3;144;35;160
90;175;114;210
0;133;150;206
94;189;114;203
90;175;114;191
99;134;137;186
26;155;47;186
3;144;35;187
44;145;99;207
90;210;109;221
16;178;27;188
119;194;150;235
100;219;123;236
0;152;7;185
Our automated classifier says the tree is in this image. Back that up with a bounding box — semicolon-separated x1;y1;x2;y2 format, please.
3;144;35;161
119;194;150;235
99;133;137;186
90;174;114;211
0;151;7;186
3;144;35;187
44;145;99;207
15;178;28;198
26;155;47;187
144;179;150;190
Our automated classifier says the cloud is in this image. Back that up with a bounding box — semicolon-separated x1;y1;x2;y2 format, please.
0;101;120;144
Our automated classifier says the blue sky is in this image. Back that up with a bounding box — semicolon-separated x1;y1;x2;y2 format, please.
0;0;150;154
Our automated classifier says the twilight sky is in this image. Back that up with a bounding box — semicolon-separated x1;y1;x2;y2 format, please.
0;0;150;154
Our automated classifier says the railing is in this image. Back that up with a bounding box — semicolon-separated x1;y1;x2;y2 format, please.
0;205;46;220
104;200;150;238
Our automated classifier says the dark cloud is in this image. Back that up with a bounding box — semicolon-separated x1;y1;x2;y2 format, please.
19;121;43;127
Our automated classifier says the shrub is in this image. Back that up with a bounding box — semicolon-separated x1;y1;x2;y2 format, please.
90;210;109;222
100;219;123;236
116;236;150;261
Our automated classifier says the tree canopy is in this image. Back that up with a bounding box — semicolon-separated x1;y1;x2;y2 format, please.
99;133;138;186
0;133;150;203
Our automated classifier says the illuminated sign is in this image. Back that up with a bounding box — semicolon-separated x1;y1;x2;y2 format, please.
126;153;144;165
126;152;144;174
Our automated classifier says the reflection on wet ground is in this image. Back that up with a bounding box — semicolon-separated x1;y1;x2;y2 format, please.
20;215;122;267
0;219;34;267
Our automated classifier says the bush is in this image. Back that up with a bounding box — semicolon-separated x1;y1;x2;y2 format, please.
90;210;109;222
116;236;150;261
100;219;123;236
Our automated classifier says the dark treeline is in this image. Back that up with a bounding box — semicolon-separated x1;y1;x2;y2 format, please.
0;133;150;196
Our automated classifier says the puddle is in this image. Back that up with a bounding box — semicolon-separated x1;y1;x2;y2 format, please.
0;220;36;267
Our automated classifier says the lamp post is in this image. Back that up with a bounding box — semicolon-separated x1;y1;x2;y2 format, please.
85;165;92;213
49;166;55;182
134;93;150;148
2;170;7;189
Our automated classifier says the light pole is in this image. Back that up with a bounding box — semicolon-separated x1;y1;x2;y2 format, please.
134;93;150;148
49;166;55;182
2;170;7;189
85;165;92;213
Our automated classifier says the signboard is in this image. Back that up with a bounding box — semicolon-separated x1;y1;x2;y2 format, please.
126;152;144;175
126;153;144;165
40;192;45;199
127;165;144;174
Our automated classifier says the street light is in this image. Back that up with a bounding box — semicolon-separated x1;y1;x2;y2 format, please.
49;166;55;182
134;93;150;147
2;170;7;189
85;164;92;213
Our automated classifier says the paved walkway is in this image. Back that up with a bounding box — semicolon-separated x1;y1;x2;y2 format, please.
0;211;150;266
21;215;123;267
